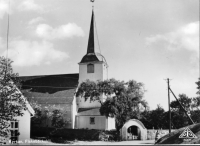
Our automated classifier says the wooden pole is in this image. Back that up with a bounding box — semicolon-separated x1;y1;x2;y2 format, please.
167;78;171;133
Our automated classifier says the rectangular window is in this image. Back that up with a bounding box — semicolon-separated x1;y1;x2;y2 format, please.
10;121;19;142
87;64;94;73
90;117;95;124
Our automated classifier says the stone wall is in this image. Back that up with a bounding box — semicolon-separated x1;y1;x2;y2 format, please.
147;129;176;140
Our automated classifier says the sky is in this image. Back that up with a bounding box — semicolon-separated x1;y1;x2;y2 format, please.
0;0;199;110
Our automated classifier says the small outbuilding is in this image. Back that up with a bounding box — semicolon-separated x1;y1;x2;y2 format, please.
121;119;147;140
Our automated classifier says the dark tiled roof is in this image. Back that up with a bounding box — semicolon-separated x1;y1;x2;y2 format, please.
80;54;99;63
22;89;76;104
19;73;79;94
19;73;79;104
78;107;100;113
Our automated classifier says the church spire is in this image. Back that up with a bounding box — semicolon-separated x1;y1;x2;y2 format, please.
80;9;99;63
87;10;95;54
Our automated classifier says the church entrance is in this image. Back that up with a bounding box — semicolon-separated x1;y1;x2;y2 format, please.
127;125;141;140
121;119;147;140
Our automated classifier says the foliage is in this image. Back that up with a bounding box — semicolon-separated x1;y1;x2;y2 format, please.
195;78;200;95
26;95;68;128
141;94;200;129
76;79;148;131
140;105;169;129
48;128;119;142
170;93;200;127
50;128;101;141
0;57;27;138
51;109;66;128
31;126;55;138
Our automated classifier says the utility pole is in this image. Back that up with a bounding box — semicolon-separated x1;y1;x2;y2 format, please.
167;78;171;133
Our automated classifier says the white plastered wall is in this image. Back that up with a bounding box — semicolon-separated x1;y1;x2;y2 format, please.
76;116;106;130
71;96;77;129
78;61;107;108
107;117;116;130
15;110;31;142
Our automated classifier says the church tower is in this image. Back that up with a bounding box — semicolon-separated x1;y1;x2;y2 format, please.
79;10;107;84
75;8;115;131
78;10;108;108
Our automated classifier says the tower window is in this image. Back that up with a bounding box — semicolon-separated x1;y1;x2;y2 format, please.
87;64;94;73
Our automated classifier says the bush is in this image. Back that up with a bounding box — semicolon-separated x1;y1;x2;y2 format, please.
31;126;120;143
101;130;120;141
50;128;101;141
31;126;55;138
50;128;119;142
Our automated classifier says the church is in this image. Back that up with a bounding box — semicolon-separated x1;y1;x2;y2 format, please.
20;9;116;130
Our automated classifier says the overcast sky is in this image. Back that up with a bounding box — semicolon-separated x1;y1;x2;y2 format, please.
0;0;199;110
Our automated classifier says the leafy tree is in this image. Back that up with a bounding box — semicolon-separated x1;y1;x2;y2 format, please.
195;78;200;95
51;109;66;128
140;105;168;129
0;57;27;138
191;96;200;111
170;94;192;112
76;78;148;131
170;94;200;128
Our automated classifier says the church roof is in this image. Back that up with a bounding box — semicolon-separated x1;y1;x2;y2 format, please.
19;73;79;104
78;107;101;115
22;89;76;104
19;73;79;94
80;10;99;63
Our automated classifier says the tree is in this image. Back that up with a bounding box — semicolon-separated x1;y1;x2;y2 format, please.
76;78;148;131
195;78;200;95
170;94;200;128
51;109;66;128
140;105;169;129
0;57;27;138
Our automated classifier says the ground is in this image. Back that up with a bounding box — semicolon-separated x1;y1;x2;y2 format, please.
155;123;200;144
19;139;155;145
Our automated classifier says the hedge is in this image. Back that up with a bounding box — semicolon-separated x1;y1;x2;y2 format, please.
31;126;55;138
31;126;119;143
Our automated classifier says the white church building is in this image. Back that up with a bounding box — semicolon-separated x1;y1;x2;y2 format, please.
20;10;116;131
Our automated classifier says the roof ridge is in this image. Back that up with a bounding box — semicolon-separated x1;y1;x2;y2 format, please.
19;73;79;77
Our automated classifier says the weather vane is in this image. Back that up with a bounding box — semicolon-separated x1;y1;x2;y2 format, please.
90;0;95;9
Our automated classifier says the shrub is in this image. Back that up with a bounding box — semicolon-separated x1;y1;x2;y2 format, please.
50;128;119;142
31;127;120;143
50;128;101;141
31;126;55;138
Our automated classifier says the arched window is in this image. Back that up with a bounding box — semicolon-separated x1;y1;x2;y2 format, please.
87;64;94;73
